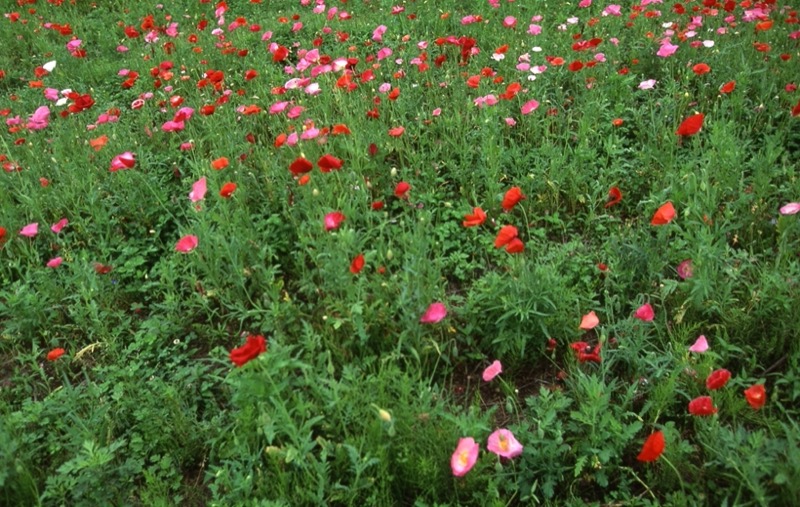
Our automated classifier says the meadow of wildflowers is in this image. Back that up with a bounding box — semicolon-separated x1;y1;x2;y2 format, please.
1;0;800;505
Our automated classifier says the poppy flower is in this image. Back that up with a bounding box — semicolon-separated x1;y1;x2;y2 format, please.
211;157;229;170
650;201;676;225
175;234;199;253
46;348;66;361
93;263;113;274
89;134;109;151
570;341;601;363
501;187;525;211
634;303;655;322
504;238;524;254
689;335;709;353
289;156;313;175
324;212;345;231
486;429;523;459
636;430;665;462
494;225;518;248
50;218;68;234
219;182;237;198
482;360;502;382
692;63;711;75
675;113;704;136
720;81;736;94
229;334;267;367
677;259;693;280
605;186;622;208
420;302;447;324
792;100;800;118
706;369;731;390
387;126;405;137
463;207;486;227
350;253;365;274
579;310;599;330
394;181;411;199
46;257;63;268
744;384;766;410
317;154;343;172
688;396;717;416
109;151;135;171
779;203;800;215
189;177;207;202
450;437;479;477
19;223;38;237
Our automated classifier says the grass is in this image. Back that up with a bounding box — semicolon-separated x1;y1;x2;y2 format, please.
1;0;800;505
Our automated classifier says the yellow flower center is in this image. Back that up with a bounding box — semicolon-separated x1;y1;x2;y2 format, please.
499;433;509;452
458;451;469;466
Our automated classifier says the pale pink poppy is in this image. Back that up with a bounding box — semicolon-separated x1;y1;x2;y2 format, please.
450;437;479;477
689;335;709;353
657;42;679;58
486;429;523;458
521;100;540;115
189;177;207;203
634;303;655;322
779;202;800;215
419;302;447;324
175;235;198;253
482;360;503;382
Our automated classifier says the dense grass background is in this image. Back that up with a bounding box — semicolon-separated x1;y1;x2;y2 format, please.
1;0;800;505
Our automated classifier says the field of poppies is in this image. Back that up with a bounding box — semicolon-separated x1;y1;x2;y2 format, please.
1;0;800;505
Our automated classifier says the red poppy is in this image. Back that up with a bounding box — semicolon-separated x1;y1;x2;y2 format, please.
350;253;365;274
688;396;717;416
744;384;766;409
93;262;113;274
505;237;524;254
46;348;66;361
211;157;229;170
371;201;384;211
637;430;665;462
792;100;800;118
605;186;622;208
720;81;736;94
272;45;289;62
219;182;237;198
675;113;704;136
394;181;410;199
463;207;486;227
324;211;345;231
502;187;525;211
612;118;624;127
317;154;343;172
332;124;351;135
650;201;676;225
388;126;405;137
706;369;731;390
570;341;601;363
229;334;267;367
692;63;711;75
289;157;313;175
494;225;518;248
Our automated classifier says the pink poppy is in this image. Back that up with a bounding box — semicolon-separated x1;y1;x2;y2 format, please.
20;223;39;237
175;235;198;253
324;212;345;231
634;303;654;322
189;177;207;203
486;429;523;458
689;335;709;353
482;360;503;382
419;302;447;324
450;437;479;477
